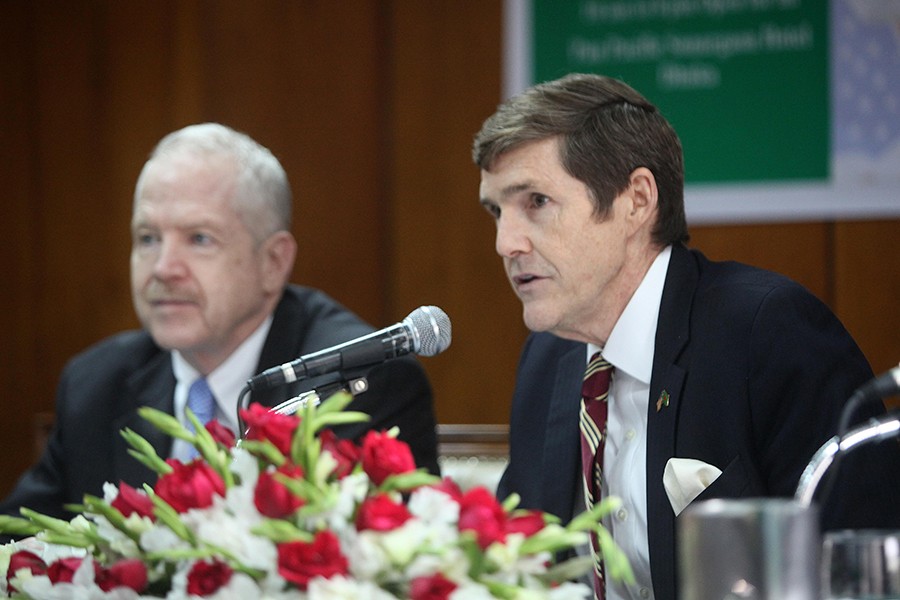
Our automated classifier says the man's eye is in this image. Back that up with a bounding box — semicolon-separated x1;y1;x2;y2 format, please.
482;202;501;219
531;194;550;208
135;233;158;246
191;233;213;246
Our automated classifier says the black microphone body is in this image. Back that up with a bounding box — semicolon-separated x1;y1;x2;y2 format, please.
246;306;450;391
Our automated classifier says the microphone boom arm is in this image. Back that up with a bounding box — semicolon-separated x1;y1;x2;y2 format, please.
794;414;900;506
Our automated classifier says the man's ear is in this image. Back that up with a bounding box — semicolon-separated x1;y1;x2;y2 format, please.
626;167;659;234
260;231;298;293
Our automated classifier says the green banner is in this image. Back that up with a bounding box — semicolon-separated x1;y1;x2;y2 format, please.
532;0;829;184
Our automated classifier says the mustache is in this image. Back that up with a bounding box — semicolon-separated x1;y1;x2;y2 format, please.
505;258;540;277
140;282;198;303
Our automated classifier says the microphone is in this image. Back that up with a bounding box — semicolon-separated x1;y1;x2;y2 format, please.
246;305;451;391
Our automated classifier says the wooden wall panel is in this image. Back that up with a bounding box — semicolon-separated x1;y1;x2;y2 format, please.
387;2;526;425
1;2;41;489
1;1;897;500
192;3;388;324
0;2;388;496
691;220;900;408
833;221;900;408
689;223;831;302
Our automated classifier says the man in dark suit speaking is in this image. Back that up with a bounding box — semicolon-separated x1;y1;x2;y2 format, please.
473;73;898;599
0;123;439;522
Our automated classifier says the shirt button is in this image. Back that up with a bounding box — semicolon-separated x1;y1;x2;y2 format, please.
640;587;651;598
615;508;628;521
625;429;636;441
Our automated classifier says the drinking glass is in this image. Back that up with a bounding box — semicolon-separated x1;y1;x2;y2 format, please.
822;530;900;599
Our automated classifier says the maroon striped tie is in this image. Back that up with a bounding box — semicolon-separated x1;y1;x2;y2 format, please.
579;352;613;599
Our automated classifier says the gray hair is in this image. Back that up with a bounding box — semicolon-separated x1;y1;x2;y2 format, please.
136;123;292;241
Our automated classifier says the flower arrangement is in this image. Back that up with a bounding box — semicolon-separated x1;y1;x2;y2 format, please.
0;392;632;599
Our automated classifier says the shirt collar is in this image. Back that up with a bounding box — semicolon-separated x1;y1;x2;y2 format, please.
171;315;274;408
590;245;672;384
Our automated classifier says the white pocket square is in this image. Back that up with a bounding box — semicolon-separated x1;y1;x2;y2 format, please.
663;458;722;516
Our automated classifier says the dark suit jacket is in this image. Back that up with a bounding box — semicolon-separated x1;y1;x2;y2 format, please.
498;244;900;599
0;285;439;522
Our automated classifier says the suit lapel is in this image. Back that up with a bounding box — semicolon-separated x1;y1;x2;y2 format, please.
113;351;176;487
541;344;585;520
252;288;315;408
646;244;696;599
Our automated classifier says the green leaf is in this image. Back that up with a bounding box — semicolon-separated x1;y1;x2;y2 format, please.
543;554;595;584
137;406;191;440
519;526;589;555
144;546;218;562
80;495;140;543
501;493;521;513
481;579;520;600
273;472;326;505
314;390;356;417
311;411;370;430
597;525;636;585
238;439;286;466
566;496;621;533
290;400;316;469
144;486;195;545
251;518;314;543
121;428;172;475
37;533;94;548
19;508;77;535
181;416;235;489
0;515;41;536
378;470;441;492
457;533;487;578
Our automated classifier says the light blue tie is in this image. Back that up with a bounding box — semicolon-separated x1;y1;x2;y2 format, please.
186;377;216;434
183;378;216;460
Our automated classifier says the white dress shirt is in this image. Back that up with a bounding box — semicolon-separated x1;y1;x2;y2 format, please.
587;245;671;600
170;316;273;460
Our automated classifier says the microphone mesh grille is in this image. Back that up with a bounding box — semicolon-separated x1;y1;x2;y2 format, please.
407;306;451;356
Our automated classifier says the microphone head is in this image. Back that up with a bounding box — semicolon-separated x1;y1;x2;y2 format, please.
404;306;451;357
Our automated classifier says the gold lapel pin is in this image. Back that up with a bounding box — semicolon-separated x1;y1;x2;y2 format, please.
656;390;670;412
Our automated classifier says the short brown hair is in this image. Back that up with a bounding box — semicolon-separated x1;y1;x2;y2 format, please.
473;73;688;245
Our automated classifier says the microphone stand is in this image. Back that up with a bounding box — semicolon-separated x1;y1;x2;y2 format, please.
235;374;370;439
794;413;900;506
268;375;370;416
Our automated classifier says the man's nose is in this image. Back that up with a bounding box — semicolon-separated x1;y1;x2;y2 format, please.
152;239;188;279
495;214;531;258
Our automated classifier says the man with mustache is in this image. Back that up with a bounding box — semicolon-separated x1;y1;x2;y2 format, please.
473;73;899;599
0;123;439;522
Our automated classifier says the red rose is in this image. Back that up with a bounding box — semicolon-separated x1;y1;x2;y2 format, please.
505;511;545;538
187;559;233;596
155;459;225;513
240;403;299;455
319;429;360;479
355;493;412;531
277;530;349;589
111;482;156;520
205;419;236;448
432;477;464;502
47;556;84;584
410;573;458;600
360;430;416;486
95;558;147;592
457;487;507;549
254;463;306;518
6;550;46;593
